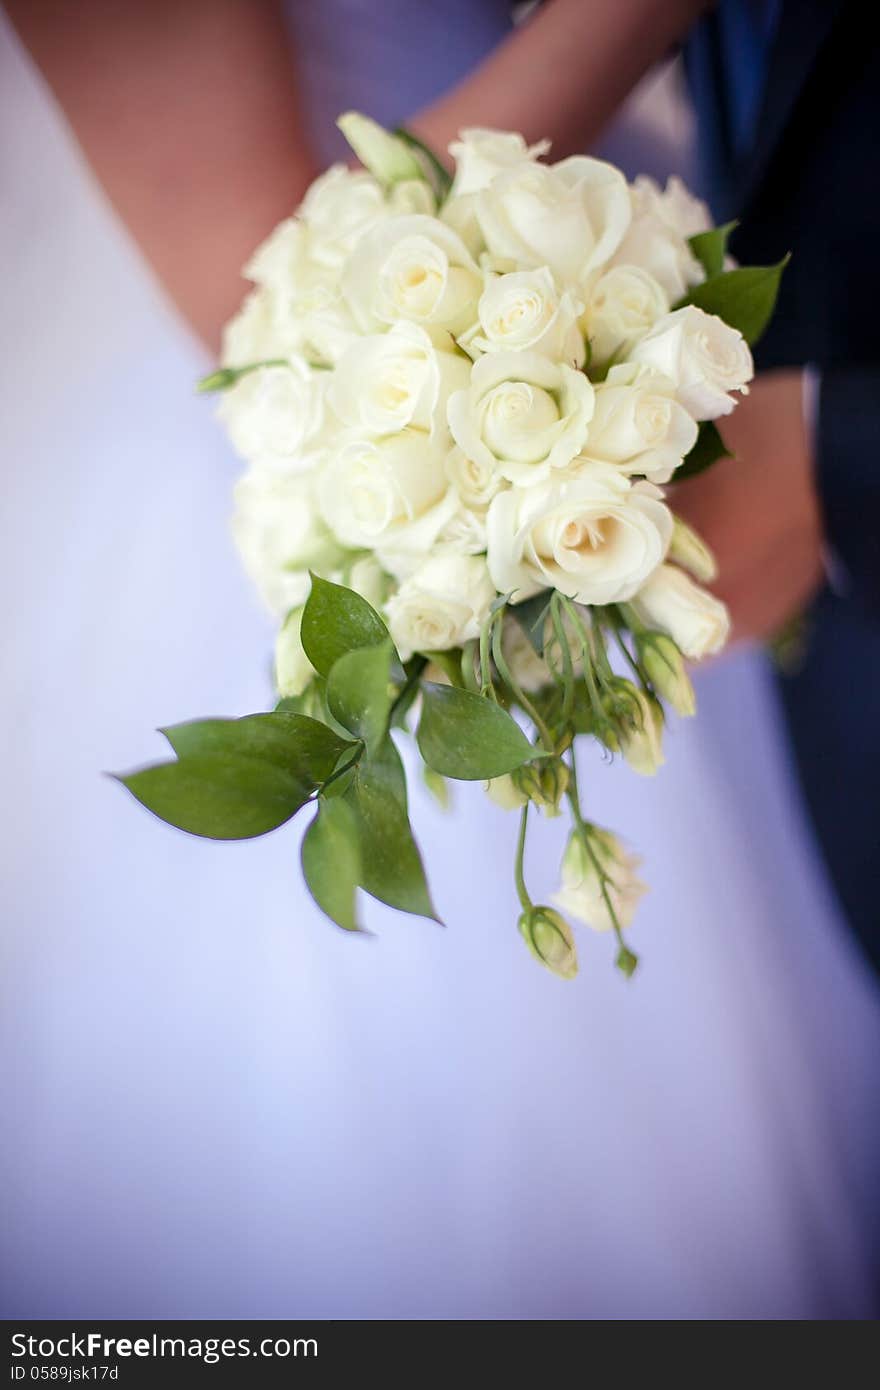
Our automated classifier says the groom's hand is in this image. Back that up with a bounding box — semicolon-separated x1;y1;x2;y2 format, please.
671;368;825;643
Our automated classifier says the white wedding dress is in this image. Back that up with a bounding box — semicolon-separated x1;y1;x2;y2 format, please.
2;5;879;1319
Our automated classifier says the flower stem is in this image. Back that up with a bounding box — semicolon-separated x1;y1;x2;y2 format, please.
315;743;364;798
588;609;617;686
389;655;427;721
491;614;554;753
196;359;290;393
565;749;635;971
607;607;652;689
560;596;606;729
616;602;647;637
514;804;532;912
548;593;575;723
478;611;497;699
461;641;480;693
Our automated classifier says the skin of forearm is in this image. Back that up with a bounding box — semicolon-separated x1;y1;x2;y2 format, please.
411;0;709;161
7;0;318;349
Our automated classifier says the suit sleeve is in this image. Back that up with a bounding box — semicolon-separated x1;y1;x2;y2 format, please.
817;364;880;614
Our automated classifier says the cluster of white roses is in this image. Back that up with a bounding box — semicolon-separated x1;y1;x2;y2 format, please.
222;125;747;704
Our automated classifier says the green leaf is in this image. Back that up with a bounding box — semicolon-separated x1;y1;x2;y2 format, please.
688;221;737;279
510;593;551;656
117;754;313;840
161;712;352;784
674;420;731;482
302;796;363;932
346;754;437;920
417;683;535;780
681;255;790;345
300;574;391;677
277;677;354;739
366;733;409;808
326;640;394;752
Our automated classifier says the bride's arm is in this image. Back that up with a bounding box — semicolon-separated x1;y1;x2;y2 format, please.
411;0;709;161
6;0;319;349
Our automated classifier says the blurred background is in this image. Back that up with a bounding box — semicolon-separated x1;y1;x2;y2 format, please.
2;2;879;1321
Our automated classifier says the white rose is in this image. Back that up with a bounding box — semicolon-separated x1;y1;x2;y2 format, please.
610;179;705;302
385;554;495;659
224;283;355;372
487;463;672;605
584;265;669;366
630;305;754;420
586;364;698;484
243;174;409;354
448;350;594;488
375;487;461;580
318;429;452;552
328;322;468;443
449;128;551;198
297;164;391;267
437;194;487;260
433;499;489;557
475;155;631;287
633;174;712;240
275;607;314;698
222;288;282;367
631;563;730;659
293;289;363;368
218;362;328;471
553;829;646;932
443;129;552;256
232;469;344;616
242;196;364;367
276;279;363;370
460;267;585;364
244;215;311;291
342;214;482;334
299;163;434;260
445;446;504;510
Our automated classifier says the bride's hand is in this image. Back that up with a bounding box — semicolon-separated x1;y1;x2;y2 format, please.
671;369;825;644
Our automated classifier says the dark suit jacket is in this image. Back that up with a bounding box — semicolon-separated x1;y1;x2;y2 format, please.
689;0;880;970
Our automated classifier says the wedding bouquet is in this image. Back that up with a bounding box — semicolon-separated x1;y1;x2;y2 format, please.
117;114;786;979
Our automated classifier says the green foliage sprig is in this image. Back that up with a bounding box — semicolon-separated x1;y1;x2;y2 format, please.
115;572;705;976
